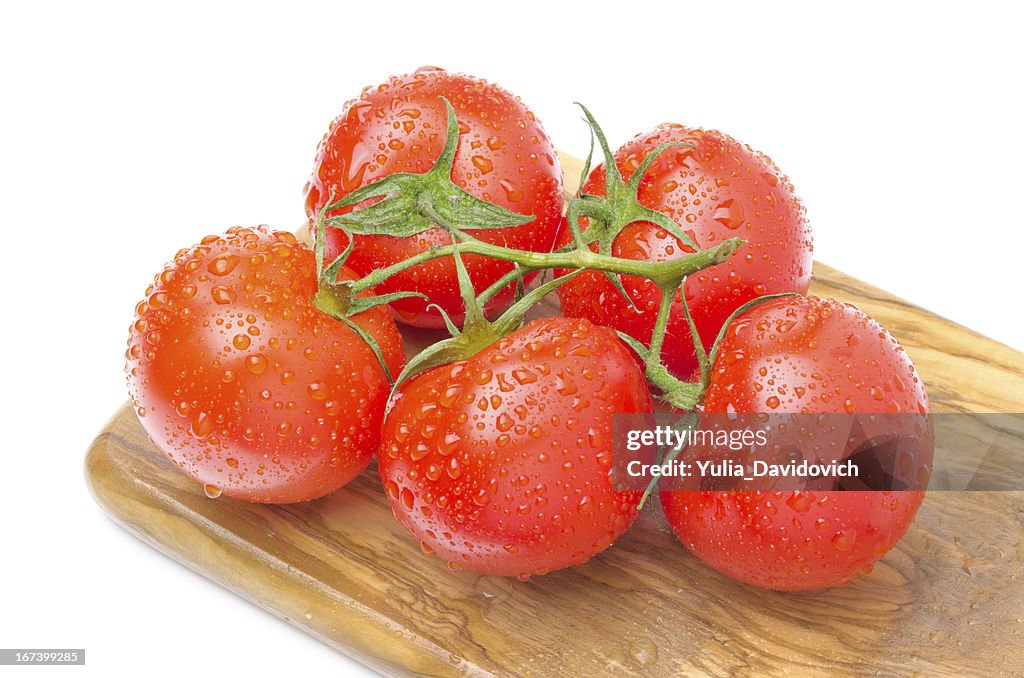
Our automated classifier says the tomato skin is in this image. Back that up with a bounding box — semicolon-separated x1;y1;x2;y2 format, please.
125;226;405;504
660;296;929;590
557;125;812;379
379;317;651;578
305;66;564;328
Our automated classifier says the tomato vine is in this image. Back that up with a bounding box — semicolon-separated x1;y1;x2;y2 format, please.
308;97;749;413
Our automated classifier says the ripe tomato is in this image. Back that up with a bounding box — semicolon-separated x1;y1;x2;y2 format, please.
557;125;812;378
660;296;930;590
304;66;564;328
125;226;405;504
379;316;651;578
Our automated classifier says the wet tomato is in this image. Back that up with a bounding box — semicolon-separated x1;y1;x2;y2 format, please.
126;226;405;503
661;296;930;590
305;66;564;328
379;316;651;578
557;125;812;378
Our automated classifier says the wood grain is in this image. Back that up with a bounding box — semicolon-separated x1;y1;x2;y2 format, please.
86;152;1024;677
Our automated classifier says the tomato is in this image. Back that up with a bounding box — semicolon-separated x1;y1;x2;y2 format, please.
125;226;405;503
660;296;930;590
557;125;812;378
379;316;651;578
304;67;563;329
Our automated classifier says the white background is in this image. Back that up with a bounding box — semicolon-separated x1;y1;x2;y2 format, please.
1;2;1021;676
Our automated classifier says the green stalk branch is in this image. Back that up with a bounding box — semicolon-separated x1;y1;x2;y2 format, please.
346;218;742;297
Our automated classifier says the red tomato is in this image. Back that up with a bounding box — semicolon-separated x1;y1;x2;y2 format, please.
379;317;651;578
660;296;930;590
305;66;564;328
557;125;812;378
125;226;405;503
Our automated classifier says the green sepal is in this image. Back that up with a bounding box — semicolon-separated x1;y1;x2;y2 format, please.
576;122;595;199
338;316;395;385
389;269;582;394
426;303;462;337
677;278;709;383
421;180;534;233
705;292;798;385
490;269;582;338
575;102;624;192
571;106;699;252
314;198;354;282
347;290;428;315
390;335;469;393
633;202;699;253
603;271;640;312
313;204;329;275
322;238;354;283
511;264;527;304
325;175;430;237
323;97;534;238
450;235;488;334
615;331;650;362
310;215;397;384
563;198;587;248
566;106;700;313
476;263;536;308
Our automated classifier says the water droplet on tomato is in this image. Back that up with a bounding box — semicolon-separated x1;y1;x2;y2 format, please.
471;155;493;174
208;254;240;276
785;492;811;512
511;369;536;385
411;442;430;461
446;457;462;479
499;179;523;202
832;529;857;551
307;381;328;400
578;495;594;514
190;412;214;438
712;199;745;230
148;291;168;309
245;354;268;374
211;286;236;305
438;432;460;456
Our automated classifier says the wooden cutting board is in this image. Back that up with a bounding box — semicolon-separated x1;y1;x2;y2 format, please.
86;153;1024;677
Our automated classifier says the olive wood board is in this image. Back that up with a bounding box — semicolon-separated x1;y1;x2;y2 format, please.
86;153;1024;677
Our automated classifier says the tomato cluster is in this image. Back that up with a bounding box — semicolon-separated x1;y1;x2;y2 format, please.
126;67;930;590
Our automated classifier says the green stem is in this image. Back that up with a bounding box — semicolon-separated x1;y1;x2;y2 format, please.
350;207;742;296
353;236;739;296
645;285;676;372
